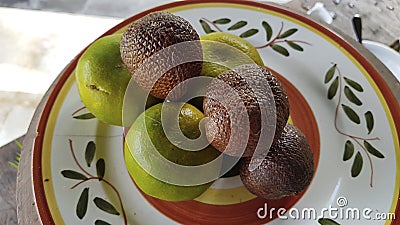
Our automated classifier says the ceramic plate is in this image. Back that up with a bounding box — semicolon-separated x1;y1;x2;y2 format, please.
31;1;400;225
363;40;400;81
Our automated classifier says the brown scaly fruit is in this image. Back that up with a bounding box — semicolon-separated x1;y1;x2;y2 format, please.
239;124;314;199
120;11;202;99
203;64;289;157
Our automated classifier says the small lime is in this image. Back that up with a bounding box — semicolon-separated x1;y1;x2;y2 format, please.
200;32;264;77
124;103;221;201
76;34;159;126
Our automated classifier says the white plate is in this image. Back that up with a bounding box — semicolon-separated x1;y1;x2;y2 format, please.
363;40;400;81
30;1;400;225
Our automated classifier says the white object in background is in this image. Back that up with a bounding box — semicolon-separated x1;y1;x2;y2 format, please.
0;8;120;147
363;40;400;81
0;106;35;146
307;2;333;24
0;7;120;94
0;64;55;94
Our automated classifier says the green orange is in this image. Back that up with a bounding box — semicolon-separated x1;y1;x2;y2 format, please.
76;34;131;126
124;103;221;201
200;32;264;77
75;34;159;126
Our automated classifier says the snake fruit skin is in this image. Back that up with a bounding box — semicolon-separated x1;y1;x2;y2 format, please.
239;124;314;199
203;64;289;157
120;11;202;99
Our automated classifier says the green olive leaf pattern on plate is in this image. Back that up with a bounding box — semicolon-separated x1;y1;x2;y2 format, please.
286;41;304;52
262;21;273;41
85;141;96;167
213;18;231;24
76;188;89;219
72;106;96;120
95;220;112;225
94;197;120;215
278;28;297;39
327;77;339;100
318;218;341;225
239;28;259;38
227;20;247;30
351;151;363;177
62;139;128;224
199;18;311;57
199;19;216;34
364;111;374;134
323;64;383;187
61;170;88;181
344;86;363;106
73;112;96;120
343;140;355;161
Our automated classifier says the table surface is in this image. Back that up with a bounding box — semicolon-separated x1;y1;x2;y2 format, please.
0;0;399;224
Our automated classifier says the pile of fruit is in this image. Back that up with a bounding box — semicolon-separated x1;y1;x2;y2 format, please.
76;11;314;202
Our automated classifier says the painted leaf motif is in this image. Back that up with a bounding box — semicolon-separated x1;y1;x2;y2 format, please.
364;141;384;158
93;197;120;215
199;19;215;34
240;29;259;38
318;218;341;225
327;77;339;99
278;28;298;39
228;21;247;30
213;18;231;24
61;170;88;180
95;220;111;225
73;113;95;120
343;140;354;161
76;188;89;219
85;141;96;167
351;151;363;177
262;21;273;41
271;44;289;56
286;41;303;51
344;86;362;106
324;64;336;83
344;77;364;92
342;104;361;124
365;111;374;134
96;158;105;181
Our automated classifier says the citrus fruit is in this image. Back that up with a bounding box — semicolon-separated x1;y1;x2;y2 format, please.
200;32;264;77
76;34;159;126
124;103;221;201
75;34;131;126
